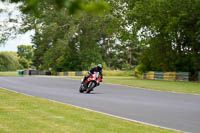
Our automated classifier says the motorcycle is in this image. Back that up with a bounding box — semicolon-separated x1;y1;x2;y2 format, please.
79;72;101;93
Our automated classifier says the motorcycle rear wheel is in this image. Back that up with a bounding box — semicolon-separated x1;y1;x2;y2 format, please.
79;85;84;93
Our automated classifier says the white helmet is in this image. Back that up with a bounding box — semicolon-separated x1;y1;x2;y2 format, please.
97;64;102;70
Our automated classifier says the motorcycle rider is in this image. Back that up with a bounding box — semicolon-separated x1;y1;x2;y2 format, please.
83;64;103;83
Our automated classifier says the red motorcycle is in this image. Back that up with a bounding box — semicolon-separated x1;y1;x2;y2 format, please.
79;72;102;93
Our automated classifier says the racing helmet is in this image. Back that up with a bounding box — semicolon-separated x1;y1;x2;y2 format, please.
97;64;102;70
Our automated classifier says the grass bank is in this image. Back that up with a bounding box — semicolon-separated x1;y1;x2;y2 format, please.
67;76;200;95
0;88;179;133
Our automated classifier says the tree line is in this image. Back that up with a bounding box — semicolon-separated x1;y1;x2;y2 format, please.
1;0;200;79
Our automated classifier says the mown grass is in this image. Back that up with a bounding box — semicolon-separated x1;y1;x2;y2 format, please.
67;76;200;95
103;77;200;94
0;88;180;133
102;70;135;76
0;71;18;76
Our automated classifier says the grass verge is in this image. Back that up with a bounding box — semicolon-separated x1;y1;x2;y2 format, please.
0;71;18;76
0;88;180;133
67;76;200;95
102;70;135;76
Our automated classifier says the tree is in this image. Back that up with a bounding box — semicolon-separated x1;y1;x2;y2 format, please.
31;12;117;71
17;45;34;68
18;57;29;69
127;0;200;75
17;45;34;61
16;0;119;72
99;0;140;70
0;1;21;45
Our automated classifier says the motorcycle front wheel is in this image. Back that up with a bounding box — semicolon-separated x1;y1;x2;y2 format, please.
79;84;84;93
86;82;95;93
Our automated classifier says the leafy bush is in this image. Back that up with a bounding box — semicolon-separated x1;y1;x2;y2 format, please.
122;62;134;70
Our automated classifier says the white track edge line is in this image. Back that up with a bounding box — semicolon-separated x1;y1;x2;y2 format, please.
0;86;185;133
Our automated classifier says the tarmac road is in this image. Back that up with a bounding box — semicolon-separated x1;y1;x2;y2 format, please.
0;76;200;133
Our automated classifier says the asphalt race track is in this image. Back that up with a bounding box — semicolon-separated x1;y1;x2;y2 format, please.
0;76;200;133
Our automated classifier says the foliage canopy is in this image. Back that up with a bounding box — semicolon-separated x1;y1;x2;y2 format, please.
1;0;200;77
